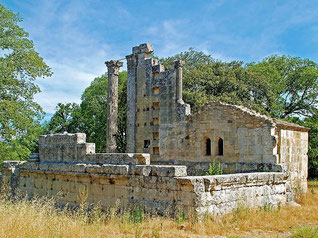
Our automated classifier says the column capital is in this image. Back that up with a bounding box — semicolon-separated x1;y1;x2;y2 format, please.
174;60;185;69
105;60;124;75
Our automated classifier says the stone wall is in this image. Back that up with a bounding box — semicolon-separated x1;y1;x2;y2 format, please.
277;128;308;192
1;161;294;217
160;102;277;165
0;133;294;217
125;43;309;192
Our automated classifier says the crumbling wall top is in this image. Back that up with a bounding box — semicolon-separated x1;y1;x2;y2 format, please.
39;133;87;145
132;43;154;54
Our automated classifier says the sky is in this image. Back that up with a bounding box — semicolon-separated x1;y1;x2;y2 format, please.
2;0;318;118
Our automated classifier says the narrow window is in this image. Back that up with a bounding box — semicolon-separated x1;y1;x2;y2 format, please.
218;138;224;156
153;87;160;94
153;117;159;125
206;138;211;156
153;102;160;109
144;140;150;148
153;132;159;140
154;72;159;79
153;147;159;155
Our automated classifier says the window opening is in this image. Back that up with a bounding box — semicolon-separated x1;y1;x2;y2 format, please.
144;140;150;148
153;102;160;109
218;138;224;156
153;132;159;140
153;87;160;94
206;138;211;156
153;147;159;155
153;117;159;125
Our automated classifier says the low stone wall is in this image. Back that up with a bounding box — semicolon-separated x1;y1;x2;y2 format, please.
1;161;294;216
0;133;295;216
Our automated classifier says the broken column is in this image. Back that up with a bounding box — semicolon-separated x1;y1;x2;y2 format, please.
105;60;123;153
175;60;185;104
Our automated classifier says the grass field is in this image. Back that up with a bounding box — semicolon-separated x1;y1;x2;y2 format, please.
0;181;317;238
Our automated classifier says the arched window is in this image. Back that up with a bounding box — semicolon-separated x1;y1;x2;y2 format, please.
218;138;224;156
206;138;211;156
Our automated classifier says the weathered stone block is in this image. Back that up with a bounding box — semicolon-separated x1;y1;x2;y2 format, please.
150;165;187;177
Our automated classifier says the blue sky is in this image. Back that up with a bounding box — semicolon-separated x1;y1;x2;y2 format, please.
2;0;318;116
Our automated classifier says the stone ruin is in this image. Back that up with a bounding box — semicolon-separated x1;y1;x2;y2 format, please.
0;43;309;217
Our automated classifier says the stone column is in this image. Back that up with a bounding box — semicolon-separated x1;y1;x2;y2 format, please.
174;60;185;104
125;54;137;153
105;60;123;153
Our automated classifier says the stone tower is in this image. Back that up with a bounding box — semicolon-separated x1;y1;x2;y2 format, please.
126;43;155;153
125;43;190;159
105;60;123;153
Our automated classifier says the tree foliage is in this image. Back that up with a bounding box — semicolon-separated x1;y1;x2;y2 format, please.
45;72;127;153
0;4;52;163
43;103;80;134
247;55;318;118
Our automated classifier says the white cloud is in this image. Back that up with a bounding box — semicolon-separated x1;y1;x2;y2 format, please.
7;0;126;113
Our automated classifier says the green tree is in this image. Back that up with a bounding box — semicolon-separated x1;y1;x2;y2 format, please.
44;103;80;134
79;72;127;152
247;55;318;118
160;49;260;112
46;72;127;153
0;4;52;163
306;114;318;178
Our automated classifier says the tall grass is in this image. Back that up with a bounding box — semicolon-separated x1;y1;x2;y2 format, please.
0;181;317;237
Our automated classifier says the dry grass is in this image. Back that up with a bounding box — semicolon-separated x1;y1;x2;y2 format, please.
0;182;317;238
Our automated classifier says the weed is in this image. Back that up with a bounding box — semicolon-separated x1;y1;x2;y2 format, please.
176;207;185;225
262;203;274;212
292;225;318;238
206;161;223;175
294;186;303;201
130;206;143;224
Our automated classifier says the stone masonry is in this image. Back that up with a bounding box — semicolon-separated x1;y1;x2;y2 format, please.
125;43;309;192
1;133;294;216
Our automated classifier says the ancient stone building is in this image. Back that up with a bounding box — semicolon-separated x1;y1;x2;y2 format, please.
0;43;309;216
0;133;295;216
125;43;309;192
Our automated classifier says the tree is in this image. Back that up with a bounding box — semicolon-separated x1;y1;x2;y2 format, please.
305;113;318;179
246;55;318;118
160;49;261;112
44;103;80;134
79;71;127;152
0;4;52;163
46;72;127;153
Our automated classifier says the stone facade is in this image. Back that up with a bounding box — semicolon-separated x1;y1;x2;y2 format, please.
1;133;294;216
125;43;309;192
